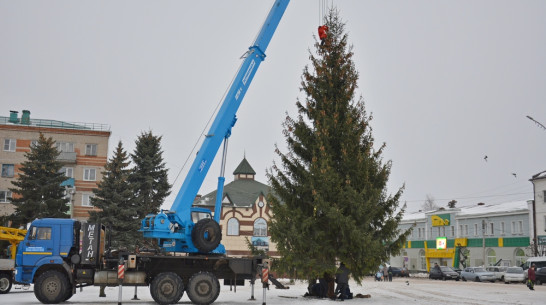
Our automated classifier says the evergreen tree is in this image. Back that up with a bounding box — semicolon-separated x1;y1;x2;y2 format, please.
129;131;171;218
88;141;139;250
9;133;69;226
267;10;411;283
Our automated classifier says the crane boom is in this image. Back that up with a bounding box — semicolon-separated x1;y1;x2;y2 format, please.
141;0;289;254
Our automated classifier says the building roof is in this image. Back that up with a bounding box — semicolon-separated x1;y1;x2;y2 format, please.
401;201;529;222
194;178;270;208
457;200;528;216
531;170;546;181
233;157;256;175
0;111;109;132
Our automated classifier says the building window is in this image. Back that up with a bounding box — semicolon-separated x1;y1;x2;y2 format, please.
56;142;74;152
0;191;12;203
419;250;426;270
489;223;494;236
3;139;16;152
500;222;505;235
458;225;463;237
85;144;97;156
451;226;455;237
464;224;468;236
227;218;239;236
487;249;496;266
474;223;479;236
83;168;96;181
543;190;546;203
82;194;93;207
253;218;267;237
1;164;14;177
60;167;74;178
518;221;523;234
515;248;525;266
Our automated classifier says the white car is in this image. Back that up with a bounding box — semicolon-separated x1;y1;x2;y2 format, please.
486;266;507;282
460;267;496;282
504;267;525;284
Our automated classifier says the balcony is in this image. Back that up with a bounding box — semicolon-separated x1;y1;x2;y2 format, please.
57;152;77;164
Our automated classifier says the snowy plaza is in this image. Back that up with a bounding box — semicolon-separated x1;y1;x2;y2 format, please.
3;276;544;305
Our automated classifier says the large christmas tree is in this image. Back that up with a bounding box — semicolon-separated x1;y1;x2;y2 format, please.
10;133;69;226
88;141;139;250
268;10;410;283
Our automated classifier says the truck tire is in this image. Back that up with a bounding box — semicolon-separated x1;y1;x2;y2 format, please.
0;273;12;294
187;271;220;305
34;270;69;304
63;285;74;301
192;219;222;253
150;272;184;305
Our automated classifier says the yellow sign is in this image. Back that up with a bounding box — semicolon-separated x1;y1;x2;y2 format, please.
431;214;450;227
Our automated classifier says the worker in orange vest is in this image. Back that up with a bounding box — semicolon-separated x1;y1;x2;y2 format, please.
318;25;328;46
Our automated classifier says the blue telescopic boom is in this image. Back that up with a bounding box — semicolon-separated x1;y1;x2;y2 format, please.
140;0;289;254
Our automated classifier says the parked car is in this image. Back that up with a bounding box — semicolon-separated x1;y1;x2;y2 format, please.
504;266;525;284
429;266;460;281
534;267;546;285
460;267;496;282
390;267;410;277
486;266;507;282
522;257;546;279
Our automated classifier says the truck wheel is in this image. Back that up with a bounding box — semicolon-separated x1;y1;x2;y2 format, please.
63;285;74;301
192;219;222;253
150;272;184;305
34;270;69;304
0;273;12;294
187;271;220;305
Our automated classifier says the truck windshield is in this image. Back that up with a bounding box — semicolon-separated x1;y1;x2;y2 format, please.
191;212;211;223
28;227;52;240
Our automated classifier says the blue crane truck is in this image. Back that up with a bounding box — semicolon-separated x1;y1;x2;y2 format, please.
14;1;289;304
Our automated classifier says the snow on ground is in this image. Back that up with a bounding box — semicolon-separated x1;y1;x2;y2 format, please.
4;276;544;305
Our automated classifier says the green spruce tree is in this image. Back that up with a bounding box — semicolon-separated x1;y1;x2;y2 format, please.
267;10;411;283
129;131;171;218
88;141;139;250
9;133;69;226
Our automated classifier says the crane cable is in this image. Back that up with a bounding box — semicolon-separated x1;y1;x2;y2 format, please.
319;0;332;24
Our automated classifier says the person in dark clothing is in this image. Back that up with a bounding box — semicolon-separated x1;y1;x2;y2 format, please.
334;263;350;301
388;266;393;282
528;264;536;291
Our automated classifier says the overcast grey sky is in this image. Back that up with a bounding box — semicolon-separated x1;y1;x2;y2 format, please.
2;0;545;213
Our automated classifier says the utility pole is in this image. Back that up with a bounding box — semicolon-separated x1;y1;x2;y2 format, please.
482;220;486;266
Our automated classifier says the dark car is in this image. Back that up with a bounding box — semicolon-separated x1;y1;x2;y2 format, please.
536;267;546;285
429;266;460;281
390;267;410;277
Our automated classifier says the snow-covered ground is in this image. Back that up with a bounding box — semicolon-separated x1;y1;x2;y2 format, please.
4;276;544;305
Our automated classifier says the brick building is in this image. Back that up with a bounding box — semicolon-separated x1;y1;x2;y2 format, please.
193;157;277;257
0;110;110;220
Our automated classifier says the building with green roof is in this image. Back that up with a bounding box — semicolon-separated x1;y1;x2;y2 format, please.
193;157;277;256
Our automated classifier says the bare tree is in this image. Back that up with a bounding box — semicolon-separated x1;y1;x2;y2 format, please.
421;194;439;211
